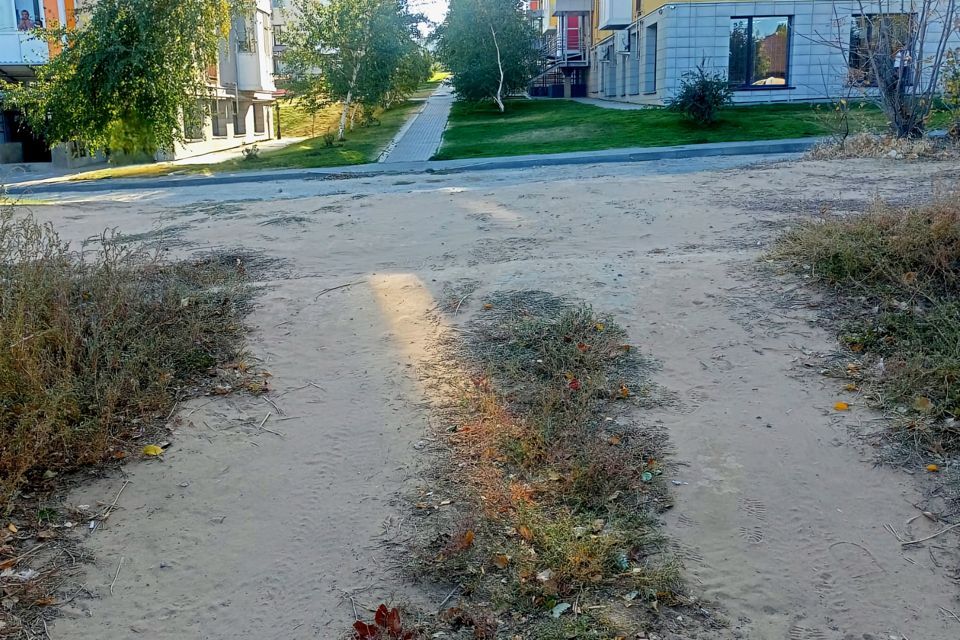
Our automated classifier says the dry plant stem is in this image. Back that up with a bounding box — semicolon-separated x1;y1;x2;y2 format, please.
256;413;285;438
314;280;362;301
262;395;284;416
941;607;960;624
900;522;960;546
92;480;129;532
109;556;124;595
437;583;460;612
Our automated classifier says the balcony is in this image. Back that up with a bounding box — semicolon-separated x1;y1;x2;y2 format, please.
597;0;632;30
0;31;47;68
552;0;591;15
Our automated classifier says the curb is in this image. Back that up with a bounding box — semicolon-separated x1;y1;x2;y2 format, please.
5;137;819;196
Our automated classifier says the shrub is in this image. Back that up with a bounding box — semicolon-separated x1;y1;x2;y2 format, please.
771;192;960;453
945;49;960;140
322;130;337;148
667;62;732;125
0;208;250;503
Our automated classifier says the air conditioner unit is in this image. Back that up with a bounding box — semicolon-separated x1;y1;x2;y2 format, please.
615;30;630;54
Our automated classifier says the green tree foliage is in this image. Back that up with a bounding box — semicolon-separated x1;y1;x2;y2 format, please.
1;0;235;155
436;0;538;111
286;0;427;140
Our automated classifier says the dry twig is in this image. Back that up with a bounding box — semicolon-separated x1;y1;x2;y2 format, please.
901;522;960;546
109;556;124;595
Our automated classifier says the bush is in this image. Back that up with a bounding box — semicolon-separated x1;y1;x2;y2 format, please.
771;192;960;453
667;62;732;125
322;130;337;148
945;49;960;140
0;208;250;503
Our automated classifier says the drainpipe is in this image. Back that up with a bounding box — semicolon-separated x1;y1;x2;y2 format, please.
234;30;242;138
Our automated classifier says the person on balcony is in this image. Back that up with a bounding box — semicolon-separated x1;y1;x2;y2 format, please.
17;9;34;31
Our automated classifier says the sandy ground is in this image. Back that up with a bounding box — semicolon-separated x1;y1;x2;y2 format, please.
23;156;960;639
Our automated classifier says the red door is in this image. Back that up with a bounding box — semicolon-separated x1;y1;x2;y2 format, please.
565;16;580;52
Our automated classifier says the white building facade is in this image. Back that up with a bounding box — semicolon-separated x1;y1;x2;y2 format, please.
540;0;960;105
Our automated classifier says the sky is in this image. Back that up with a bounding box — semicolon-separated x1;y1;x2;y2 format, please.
412;0;448;26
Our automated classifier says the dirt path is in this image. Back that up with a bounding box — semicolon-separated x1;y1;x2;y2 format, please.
36;157;960;638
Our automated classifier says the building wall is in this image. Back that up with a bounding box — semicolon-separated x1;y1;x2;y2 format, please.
587;0;960;105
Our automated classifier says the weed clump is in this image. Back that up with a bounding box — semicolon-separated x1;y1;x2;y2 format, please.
0;208;251;503
772;192;960;455
419;291;683;637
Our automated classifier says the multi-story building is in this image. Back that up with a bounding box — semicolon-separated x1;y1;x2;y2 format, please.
0;0;277;166
270;0;290;79
535;0;960;105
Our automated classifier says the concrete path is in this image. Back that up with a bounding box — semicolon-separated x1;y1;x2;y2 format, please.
380;85;454;163
572;97;653;110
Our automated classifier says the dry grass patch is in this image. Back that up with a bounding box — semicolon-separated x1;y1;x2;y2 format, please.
772;191;960;462
808;132;960;160
413;292;693;638
0;208;259;636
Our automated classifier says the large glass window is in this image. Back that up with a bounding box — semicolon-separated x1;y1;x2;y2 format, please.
849;14;915;86
729;16;790;89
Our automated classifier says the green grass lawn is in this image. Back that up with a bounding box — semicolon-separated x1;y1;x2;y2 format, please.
433;99;896;160
212;101;418;172
70;99;420;181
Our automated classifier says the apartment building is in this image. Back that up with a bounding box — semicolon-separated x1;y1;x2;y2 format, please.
0;0;277;165
270;0;290;79
534;0;960;105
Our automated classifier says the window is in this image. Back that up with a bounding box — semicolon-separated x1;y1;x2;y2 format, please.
850;14;915;86
211;101;227;137
233;102;246;135
234;16;256;53
273;25;284;46
12;0;43;32
272;52;286;75
729;16;790;89
253;104;265;134
184;103;205;141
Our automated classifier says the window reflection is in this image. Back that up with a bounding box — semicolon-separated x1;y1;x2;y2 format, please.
729;16;790;88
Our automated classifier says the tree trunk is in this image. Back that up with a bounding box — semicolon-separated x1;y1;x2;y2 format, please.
338;94;352;141
338;62;362;140
490;24;505;112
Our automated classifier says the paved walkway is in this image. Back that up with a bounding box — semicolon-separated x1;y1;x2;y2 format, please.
572;97;652;110
380;85;454;163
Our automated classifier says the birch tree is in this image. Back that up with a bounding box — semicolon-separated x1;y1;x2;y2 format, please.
436;0;539;111
287;0;425;140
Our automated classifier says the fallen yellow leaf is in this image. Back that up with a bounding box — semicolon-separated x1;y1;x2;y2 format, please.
834;402;850;411
462;530;475;548
913;397;933;412
844;383;858;392
7;523;17;533
142;444;164;457
492;554;510;569
608;435;622;446
927;464;940;472
594;322;605;332
483;303;493;310
517;525;533;541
